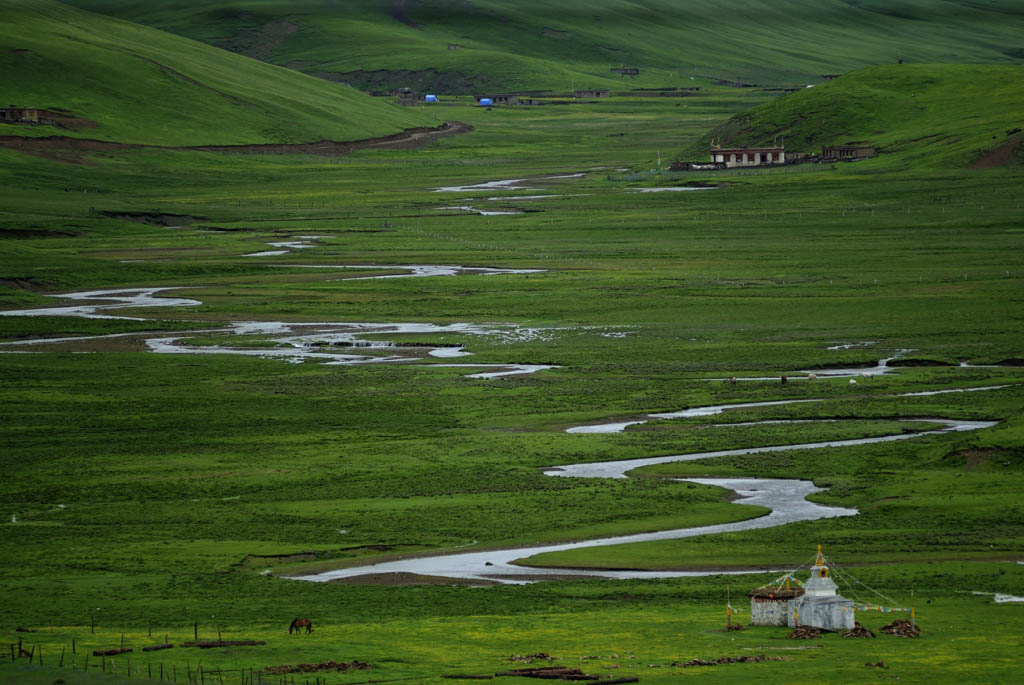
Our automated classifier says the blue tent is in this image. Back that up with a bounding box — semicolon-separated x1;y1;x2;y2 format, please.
424;94;437;103
479;98;492;106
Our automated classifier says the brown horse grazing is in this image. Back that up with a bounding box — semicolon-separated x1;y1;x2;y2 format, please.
289;618;312;634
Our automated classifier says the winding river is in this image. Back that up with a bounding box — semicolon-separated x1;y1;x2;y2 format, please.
292;395;1001;585
0;284;1012;585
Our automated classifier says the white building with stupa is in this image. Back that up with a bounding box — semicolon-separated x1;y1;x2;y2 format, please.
749;545;855;631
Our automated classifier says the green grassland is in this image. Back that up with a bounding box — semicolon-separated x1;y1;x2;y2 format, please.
1;5;1023;684
0;0;438;145
67;0;1024;92
689;63;1024;166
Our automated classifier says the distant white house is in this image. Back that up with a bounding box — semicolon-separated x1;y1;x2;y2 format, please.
710;146;785;168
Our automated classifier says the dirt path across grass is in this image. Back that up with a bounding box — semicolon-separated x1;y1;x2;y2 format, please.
0;121;472;164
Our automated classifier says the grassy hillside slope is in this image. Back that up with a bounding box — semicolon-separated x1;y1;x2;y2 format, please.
685;64;1024;167
67;0;1024;92
0;0;439;145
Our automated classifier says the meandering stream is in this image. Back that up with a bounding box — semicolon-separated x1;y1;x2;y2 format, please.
1;285;1010;585
292;396;1000;585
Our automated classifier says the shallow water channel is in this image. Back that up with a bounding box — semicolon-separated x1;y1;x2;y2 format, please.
1;286;1009;585
0;286;559;378
293;398;999;585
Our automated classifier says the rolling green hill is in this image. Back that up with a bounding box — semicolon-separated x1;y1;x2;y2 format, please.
684;63;1024;167
66;0;1024;92
0;0;439;146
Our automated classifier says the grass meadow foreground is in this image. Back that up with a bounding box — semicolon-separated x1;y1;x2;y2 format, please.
1;64;1023;684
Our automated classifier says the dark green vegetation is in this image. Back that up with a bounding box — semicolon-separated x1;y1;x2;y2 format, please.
2;3;1024;683
67;0;1024;91
0;0;438;144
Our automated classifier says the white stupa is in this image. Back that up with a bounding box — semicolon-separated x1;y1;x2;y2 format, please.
788;545;855;630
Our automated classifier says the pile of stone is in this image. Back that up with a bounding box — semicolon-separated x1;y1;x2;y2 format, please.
881;619;921;637
508;653;555;663
672;655;789;668
788;626;821;639
842;623;876;638
262;660;373;675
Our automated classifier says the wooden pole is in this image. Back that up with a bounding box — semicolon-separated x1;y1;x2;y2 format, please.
91;615;95;634
84;654;89;672
194;622;198;641
149;620;153;638
60;646;64;667
73;638;76;654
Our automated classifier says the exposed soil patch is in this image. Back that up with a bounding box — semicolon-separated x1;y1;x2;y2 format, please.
102;211;204;226
970;133;1024;169
944;447;1018;470
243;544;396;566
0;121;472;164
327;571;500;586
0;108;97;131
319;69;494;95
0;135;142;164
191;121;472;154
219;21;299;61
1;228;80;239
0;277;47;291
887;358;955;367
263;660;373;676
496;667;600;680
673;654;789;667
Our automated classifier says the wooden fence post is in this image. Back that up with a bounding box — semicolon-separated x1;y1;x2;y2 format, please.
60;646;65;667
